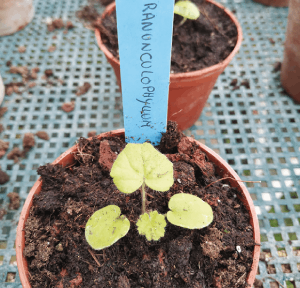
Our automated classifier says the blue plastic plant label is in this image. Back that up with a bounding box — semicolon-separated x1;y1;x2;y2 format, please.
115;0;175;145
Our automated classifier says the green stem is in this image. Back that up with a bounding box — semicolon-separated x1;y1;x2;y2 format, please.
141;180;146;214
179;17;187;27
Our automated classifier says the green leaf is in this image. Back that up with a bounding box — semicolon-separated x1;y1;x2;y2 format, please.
110;143;174;193
85;205;130;250
167;193;213;229
136;211;167;241
174;1;200;20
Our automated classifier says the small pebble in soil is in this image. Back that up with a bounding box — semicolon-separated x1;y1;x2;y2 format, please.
36;131;50;141
0;169;10;185
18;46;26;53
76;82;91;96
7;192;20;210
55;243;64;251
23;133;35;150
273;61;282;72
62;101;75;113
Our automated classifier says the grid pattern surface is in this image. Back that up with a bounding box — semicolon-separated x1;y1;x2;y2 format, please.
0;0;299;287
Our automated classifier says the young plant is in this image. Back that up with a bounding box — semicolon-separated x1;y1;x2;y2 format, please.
85;142;213;250
174;0;200;26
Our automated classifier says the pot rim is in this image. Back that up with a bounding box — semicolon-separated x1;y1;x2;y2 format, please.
16;128;260;288
95;0;243;81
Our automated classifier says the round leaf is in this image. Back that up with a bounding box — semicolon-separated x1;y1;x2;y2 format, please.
142;143;174;191
136;211;166;241
110;143;174;193
174;1;200;20
110;143;144;193
167;193;213;229
85;205;130;250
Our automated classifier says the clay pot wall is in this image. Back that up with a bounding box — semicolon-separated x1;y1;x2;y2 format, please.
253;0;289;7
16;129;260;288
0;75;4;106
281;0;300;103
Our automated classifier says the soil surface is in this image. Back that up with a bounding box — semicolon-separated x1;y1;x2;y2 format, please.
24;122;255;288
97;0;238;73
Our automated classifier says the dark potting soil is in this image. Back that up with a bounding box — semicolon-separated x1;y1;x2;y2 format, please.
97;0;238;73
24;122;255;288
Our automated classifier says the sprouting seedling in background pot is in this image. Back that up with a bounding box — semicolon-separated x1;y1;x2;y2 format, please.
85;143;213;249
174;0;200;26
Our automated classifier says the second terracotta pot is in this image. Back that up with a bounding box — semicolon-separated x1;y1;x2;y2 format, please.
95;1;243;131
0;74;4;106
281;0;300;103
252;0;289;7
16;129;260;287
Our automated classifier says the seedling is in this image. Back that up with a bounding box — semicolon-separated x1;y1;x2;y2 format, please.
174;0;200;26
85;143;213;250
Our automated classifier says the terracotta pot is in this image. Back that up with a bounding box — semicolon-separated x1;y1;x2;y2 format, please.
281;0;300;103
252;0;289;7
95;1;243;131
0;74;4;106
16;129;260;287
0;0;34;36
